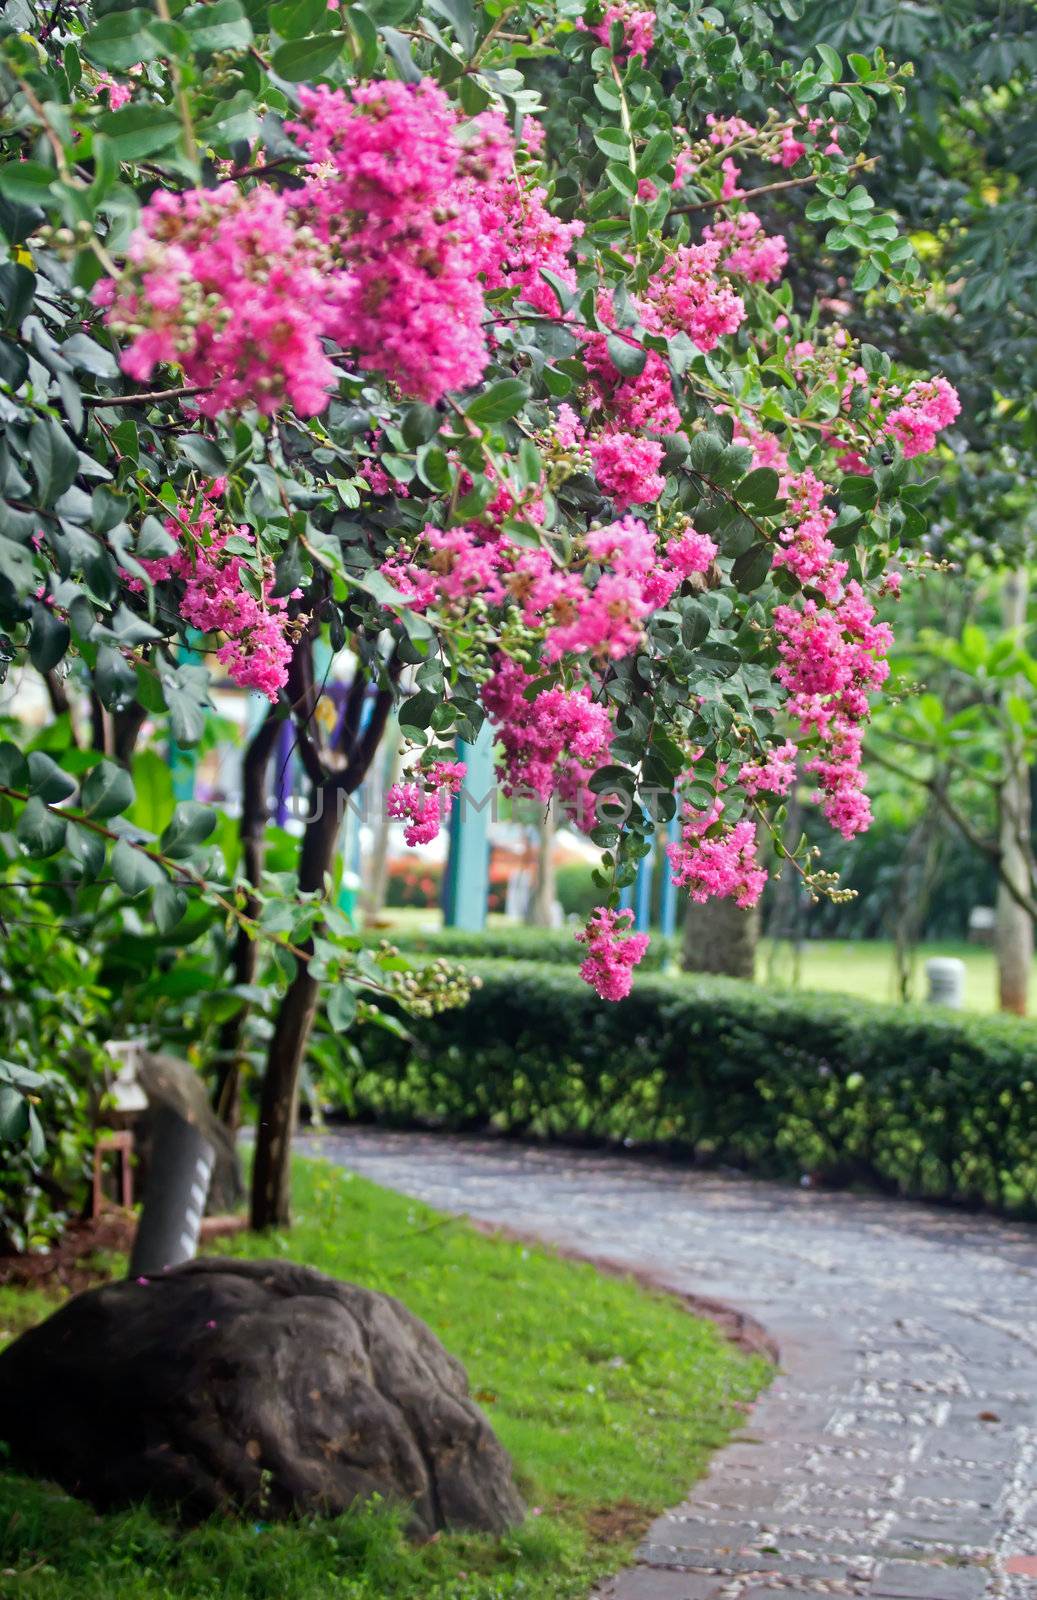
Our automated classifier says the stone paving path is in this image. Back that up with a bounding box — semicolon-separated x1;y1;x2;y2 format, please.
302;1129;1037;1600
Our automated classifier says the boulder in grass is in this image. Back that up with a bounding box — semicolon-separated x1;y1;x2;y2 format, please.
0;1257;524;1537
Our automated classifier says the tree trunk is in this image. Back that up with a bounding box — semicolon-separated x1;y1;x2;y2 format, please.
682;894;760;980
997;570;1033;1015
526;799;557;927
250;655;399;1231
250;796;342;1230
212;706;281;1129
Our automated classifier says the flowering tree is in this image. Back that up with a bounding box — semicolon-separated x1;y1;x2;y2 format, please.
0;0;960;1226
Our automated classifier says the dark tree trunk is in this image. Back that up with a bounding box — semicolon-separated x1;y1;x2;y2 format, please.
250;653;399;1231
682;894;760;980
250;797;342;1229
212;706;281;1130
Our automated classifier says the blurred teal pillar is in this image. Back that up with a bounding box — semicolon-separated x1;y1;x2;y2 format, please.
442;722;493;930
634;836;655;932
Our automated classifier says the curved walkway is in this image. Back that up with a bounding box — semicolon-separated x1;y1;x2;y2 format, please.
302;1129;1037;1600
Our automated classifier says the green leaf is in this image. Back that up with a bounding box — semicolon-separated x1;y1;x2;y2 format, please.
0;336;28;390
129;748;175;834
161;800;217;858
29;419;79;507
327;984;358;1031
82;9;165;69
606;161;638;198
98;103;182;159
180;0;252;51
637;132;673;177
605;334;646;378
731;542;772;592
380;25;422;81
593;126;629;159
16;795;67;857
27;750;77;804
398;689;437;733
81;758;135;819
112;838;166;896
0;162;57;207
0;263;36;331
589;764;637;795
689;432;726;478
109;603;162;646
94;645;139;711
271;30;349;79
67;820;107;881
28;603;70;674
152;879;188;934
424;0;475;52
465;379;530;427
176;435;228;475
737;467;780;507
0;741;29;790
270;0;328;34
401;404;441;448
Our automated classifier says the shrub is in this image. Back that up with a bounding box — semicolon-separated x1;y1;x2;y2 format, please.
0;899;112;1252
364;926;679;969
342;963;1037;1216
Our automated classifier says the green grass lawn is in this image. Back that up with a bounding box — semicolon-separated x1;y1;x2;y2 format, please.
0;1157;769;1600
758;936;1034;1013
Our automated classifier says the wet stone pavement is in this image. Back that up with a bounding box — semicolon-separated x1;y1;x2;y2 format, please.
301;1129;1037;1600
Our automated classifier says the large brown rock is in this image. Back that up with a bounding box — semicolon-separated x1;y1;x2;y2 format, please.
0;1258;524;1536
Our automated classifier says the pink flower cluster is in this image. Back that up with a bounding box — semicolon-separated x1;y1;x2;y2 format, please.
773;584;892;837
703;212;788;286
381;496;716;669
100;80;589;414
580;2;655;60
92;72;133;110
286;82;512;403
582;248;746;446
95;184;339;418
386;760;466;846
590;432;666;511
474;172;584;317
575;907;649;1001
482;657;612;826
886;377;961;458
139;499;297;700
668;813;767;908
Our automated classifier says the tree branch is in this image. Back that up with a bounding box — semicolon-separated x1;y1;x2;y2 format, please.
671;156;876;216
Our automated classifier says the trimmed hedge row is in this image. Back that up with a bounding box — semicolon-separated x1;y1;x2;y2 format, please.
364;925;680;968
344;962;1037;1216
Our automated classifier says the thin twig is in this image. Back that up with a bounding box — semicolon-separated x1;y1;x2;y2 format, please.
671;156;876;216
84;384;210;408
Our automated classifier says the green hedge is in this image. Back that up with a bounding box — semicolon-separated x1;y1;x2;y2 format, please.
343;962;1037;1216
363;925;679;968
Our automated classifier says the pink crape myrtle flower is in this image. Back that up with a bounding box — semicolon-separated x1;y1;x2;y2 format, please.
590;432;665;511
386;760;467;847
137;499;298;701
96;183;338;418
579;2;655;61
886;377;960;458
286;81;514;403
668;816;766;907
575;906;649;1001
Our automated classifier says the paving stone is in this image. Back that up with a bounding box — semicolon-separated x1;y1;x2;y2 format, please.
869;1561;990;1599
597;1571;725;1599
304;1130;1037;1600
